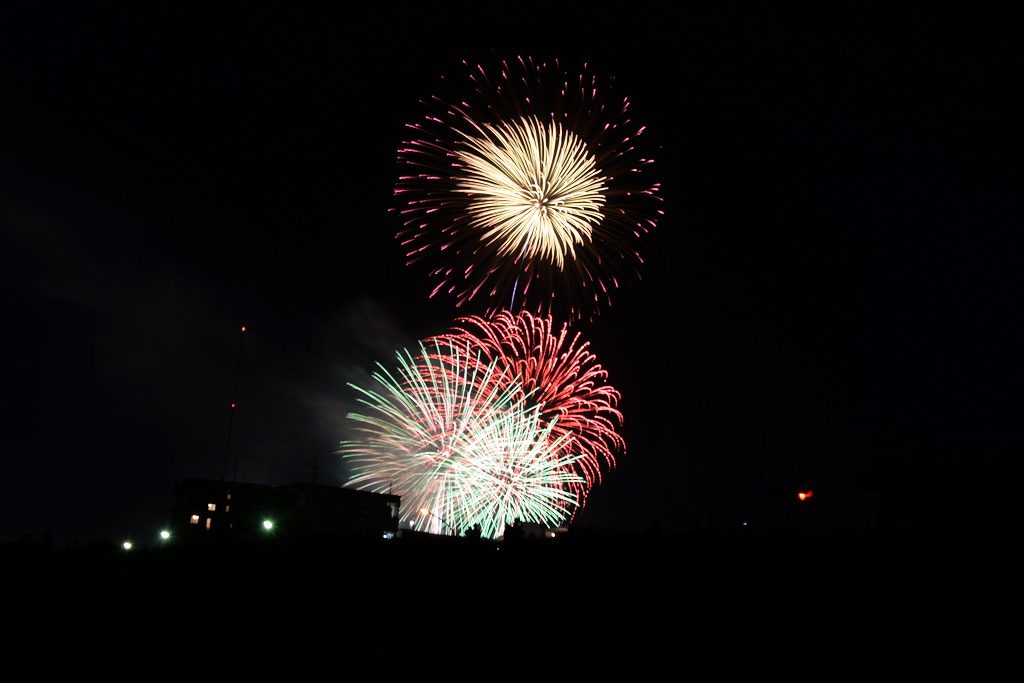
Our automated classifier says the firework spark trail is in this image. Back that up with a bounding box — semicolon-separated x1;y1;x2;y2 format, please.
341;340;584;537
395;56;663;320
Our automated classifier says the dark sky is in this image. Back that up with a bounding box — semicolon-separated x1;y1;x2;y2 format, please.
2;6;1020;543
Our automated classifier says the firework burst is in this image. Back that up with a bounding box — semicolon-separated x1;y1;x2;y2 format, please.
341;341;584;538
429;311;623;506
396;56;662;320
456;116;606;270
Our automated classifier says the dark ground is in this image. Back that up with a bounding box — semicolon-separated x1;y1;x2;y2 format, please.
6;528;1016;675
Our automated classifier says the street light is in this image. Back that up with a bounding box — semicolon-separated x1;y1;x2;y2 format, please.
159;530;171;541
122;541;133;551
262;519;274;531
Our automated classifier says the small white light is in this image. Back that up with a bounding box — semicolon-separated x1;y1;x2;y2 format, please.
122;541;133;551
159;530;171;540
262;520;274;530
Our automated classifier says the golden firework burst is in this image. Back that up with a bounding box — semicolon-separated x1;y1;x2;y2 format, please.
454;117;607;270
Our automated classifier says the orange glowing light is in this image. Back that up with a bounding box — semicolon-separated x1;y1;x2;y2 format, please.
797;490;814;501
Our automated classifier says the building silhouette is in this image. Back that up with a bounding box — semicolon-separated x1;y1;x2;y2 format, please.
172;477;400;540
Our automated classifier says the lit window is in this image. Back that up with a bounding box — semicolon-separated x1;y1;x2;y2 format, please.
190;514;200;525
225;505;231;513
226;492;232;500
205;517;212;530
207;503;216;512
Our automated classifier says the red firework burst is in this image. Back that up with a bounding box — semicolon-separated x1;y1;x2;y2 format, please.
427;311;624;507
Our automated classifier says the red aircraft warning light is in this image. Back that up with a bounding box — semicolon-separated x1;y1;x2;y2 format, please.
241;325;247;333
797;490;814;502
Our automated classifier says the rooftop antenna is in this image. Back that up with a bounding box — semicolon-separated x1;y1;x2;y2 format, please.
222;324;247;480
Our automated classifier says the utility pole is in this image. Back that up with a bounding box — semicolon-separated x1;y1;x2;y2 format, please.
757;425;768;534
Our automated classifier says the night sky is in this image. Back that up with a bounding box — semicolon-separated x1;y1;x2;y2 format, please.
3;6;1020;543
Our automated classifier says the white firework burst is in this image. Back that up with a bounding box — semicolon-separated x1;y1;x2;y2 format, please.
340;341;584;538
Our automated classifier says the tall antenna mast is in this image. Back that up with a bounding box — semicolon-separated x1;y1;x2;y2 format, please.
222;324;247;480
